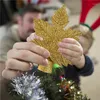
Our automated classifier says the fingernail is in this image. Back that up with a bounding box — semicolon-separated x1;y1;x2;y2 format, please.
31;35;35;40
62;38;67;42
58;42;62;46
43;59;48;66
35;35;43;41
43;51;50;58
58;48;62;52
40;37;43;41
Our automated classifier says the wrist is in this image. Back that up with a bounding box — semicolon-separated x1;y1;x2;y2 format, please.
76;55;85;69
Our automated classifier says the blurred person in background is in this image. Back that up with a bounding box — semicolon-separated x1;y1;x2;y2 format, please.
0;1;70;99
0;4;44;100
70;0;100;65
70;0;100;54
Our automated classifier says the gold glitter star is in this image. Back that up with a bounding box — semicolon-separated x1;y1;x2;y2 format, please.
32;5;81;73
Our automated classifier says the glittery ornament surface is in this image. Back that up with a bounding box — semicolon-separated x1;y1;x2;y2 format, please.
38;60;53;73
32;5;81;72
12;73;48;100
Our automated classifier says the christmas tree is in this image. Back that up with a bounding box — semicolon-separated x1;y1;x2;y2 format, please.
8;5;90;100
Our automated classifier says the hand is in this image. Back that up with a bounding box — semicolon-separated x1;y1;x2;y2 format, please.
27;33;43;42
58;38;85;68
2;33;50;79
27;34;85;68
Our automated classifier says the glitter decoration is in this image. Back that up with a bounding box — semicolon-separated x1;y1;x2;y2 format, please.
52;5;69;28
38;60;53;73
12;72;48;100
32;5;82;73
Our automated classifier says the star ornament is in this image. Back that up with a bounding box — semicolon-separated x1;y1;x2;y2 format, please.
32;5;82;73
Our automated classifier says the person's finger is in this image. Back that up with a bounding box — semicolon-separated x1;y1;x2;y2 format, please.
61;54;73;61
34;33;43;40
62;53;81;61
62;38;80;46
27;33;35;42
27;33;43;42
61;53;81;65
13;42;50;58
2;69;20;80
58;42;82;52
58;48;81;58
7;49;48;66
27;37;32;42
6;59;31;71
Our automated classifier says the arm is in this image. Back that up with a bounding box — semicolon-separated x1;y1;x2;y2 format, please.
0;33;14;99
0;62;12;100
75;55;94;76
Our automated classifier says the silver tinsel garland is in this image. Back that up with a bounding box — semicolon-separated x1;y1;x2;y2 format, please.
12;72;48;100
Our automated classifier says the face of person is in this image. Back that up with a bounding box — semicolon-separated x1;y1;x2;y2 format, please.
19;12;41;40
